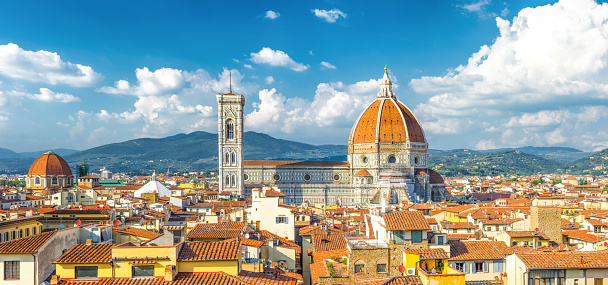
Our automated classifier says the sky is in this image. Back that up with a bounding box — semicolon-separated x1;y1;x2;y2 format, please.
1;0;608;152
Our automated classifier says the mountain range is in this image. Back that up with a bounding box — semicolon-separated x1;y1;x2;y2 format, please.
0;131;605;176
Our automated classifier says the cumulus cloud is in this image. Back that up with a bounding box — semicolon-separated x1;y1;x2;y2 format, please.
265;76;275;84
0;43;101;87
320;61;336;69
30;88;80;103
265;10;280;19
246;76;388;135
411;0;608;150
312;9;347;23
250;47;309;71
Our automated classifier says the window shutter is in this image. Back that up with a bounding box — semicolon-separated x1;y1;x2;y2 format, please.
465;263;470;273
284;217;288;224
276;217;279;223
483;262;489;273
449;262;455;269
493;261;499;273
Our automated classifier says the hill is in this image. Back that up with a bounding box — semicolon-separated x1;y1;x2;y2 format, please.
429;150;564;176
564;148;608;175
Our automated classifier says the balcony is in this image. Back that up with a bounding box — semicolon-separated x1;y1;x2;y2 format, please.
417;266;466;285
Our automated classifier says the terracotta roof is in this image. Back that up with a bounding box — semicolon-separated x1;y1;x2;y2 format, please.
505;231;549;239
54;243;113;263
242;238;264;248
187;222;246;239
237;270;298;285
449;240;511;260
441;222;475;229
444;205;476;213
383;211;430;230
265;190;286;197
28;152;72;176
258;230;300;252
173;272;249;285
481;218;521;225
0;231;56;254
563;230;608;243
404;248;449;260
518;251;608;269
112;225;161;240
178;239;241;261
244;160;350;167
354;169;372;177
310;249;350;284
429;169;444;184
299;225;343;236
351;98;425;144
312;233;348;252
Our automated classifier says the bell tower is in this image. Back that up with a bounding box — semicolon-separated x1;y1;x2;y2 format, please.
217;80;245;195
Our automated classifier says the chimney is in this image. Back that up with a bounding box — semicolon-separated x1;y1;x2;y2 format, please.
85;239;92;245
50;275;59;285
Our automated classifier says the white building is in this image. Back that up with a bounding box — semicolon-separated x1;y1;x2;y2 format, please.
245;187;295;241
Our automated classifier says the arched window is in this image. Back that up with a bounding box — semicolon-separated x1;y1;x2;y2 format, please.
34;177;40;185
376;259;388;273
225;119;234;140
354;260;365;274
51;177;58;185
225;153;230;165
231;153;236;165
225;175;231;187
414;155;420;165
231;175;237;187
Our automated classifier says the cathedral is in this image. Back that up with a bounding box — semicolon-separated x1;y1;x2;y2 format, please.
217;68;450;206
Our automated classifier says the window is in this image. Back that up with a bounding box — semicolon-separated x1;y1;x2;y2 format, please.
276;217;288;223
231;153;236;165
574;279;579;285
493;261;503;273
33;227;36;235
595;279;603;285
76;266;98;279
354;260;365;274
414;155;420;165
132;265;154;277
362;156;368;164
4;261;19;280
51;177;58;185
503;227;507;231
512;241;517;246
473;262;488;273
411;230;422;243
303;174;311;181
225;153;230;165
538;241;542;246
11;231;15;240
3;232;7;241
388;156;396;163
35;177;40;185
454;262;464;272
453;229;457;233
243;174;249;181
376;259;387;273
18;230;22;239
225;119;234;140
438;236;444;245
486;227;491;231
467;229;472;233
273;173;281;181
333;174;340;181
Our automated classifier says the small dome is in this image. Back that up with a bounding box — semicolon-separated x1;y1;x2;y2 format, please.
429;169;445;184
28;151;72;176
349;68;425;144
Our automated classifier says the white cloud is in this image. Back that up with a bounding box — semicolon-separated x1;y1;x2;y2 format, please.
244;64;253;69
309;51;314;55
265;10;280;19
411;0;608;150
461;0;490;12
0;43;101;87
312;9;346;23
250;47;309;71
98;67;185;96
475;139;497;150
30;88;80;103
246;76;387;135
265;76;275;84
320;61;336;69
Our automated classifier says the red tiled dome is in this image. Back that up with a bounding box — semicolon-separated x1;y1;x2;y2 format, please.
429;169;444;184
27;152;72;176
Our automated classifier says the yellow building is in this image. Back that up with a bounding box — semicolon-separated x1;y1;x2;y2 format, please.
443;205;477;223
0;216;43;243
495;231;551;248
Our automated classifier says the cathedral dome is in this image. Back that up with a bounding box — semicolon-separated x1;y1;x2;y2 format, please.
349;67;426;144
28;151;72;176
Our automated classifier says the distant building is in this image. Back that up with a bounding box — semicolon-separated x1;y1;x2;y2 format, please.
25;151;74;195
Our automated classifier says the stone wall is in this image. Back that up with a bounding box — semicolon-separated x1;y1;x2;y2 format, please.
530;206;562;242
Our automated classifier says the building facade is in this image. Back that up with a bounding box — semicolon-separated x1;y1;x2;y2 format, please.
218;68;450;205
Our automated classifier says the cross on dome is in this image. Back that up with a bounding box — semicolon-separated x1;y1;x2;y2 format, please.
378;66;395;98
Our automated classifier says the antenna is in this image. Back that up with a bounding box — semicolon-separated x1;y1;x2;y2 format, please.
229;71;232;93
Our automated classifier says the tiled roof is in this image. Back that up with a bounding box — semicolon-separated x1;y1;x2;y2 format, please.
242;238;265;248
312;233;348;252
187;222;246;239
518;251;608;269
563;230;608;243
449;240;511;260
299;225;343;236
443;205;476;213
354;169;372;177
480;218;521;225
258;230;300;252
112;225;161;240
404;248;449;260
178;239;241;261
465;281;503;285
356;276;423;285
237;270;298;285
383;211;430;230
173;272;249;285
28;152;72;176
310;249;350;284
505;231;549;239
0;231;56;254
54;243;113;263
441;222;475;229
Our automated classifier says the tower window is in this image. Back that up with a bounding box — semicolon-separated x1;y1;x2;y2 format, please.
225;153;230;165
231;153;236;165
231;175;237;187
225;119;234;140
225;175;230;187
415;155;420;165
34;177;40;185
51;177;58;185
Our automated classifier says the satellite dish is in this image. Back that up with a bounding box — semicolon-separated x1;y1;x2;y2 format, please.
399;265;406;273
58;224;65;229
75;220;82;226
535;228;540;232
244;233;250;239
113;219;120;226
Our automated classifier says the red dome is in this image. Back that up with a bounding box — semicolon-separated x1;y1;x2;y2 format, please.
28;152;72;176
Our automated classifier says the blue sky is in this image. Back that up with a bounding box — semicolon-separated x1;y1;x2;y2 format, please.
1;0;608;152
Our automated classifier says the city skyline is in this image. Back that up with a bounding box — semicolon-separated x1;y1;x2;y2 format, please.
1;0;608;153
